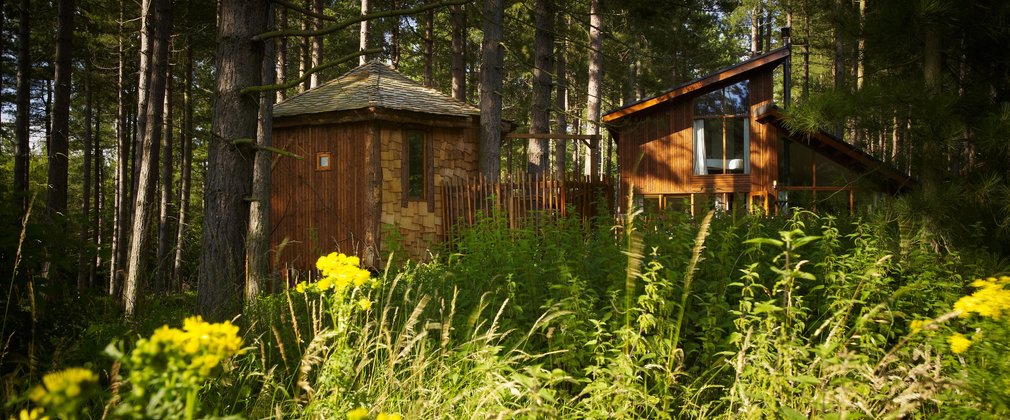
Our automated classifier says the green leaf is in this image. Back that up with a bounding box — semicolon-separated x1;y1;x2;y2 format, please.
744;238;784;248
779;406;808;420
787;375;819;385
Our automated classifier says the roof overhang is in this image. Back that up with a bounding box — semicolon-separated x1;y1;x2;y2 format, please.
274;107;480;129
602;47;791;124
755;105;917;194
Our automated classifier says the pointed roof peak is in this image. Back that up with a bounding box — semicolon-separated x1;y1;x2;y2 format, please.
275;60;478;119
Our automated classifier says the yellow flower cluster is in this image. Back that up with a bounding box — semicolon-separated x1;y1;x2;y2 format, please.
953;276;1010;320
294;252;373;296
130;316;245;386
12;408;48;420
948;332;973;353
27;368;98;414
346;407;402;420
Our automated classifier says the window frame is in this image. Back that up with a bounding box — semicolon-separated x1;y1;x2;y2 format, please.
401;127;435;211
315;152;332;171
693;81;751;176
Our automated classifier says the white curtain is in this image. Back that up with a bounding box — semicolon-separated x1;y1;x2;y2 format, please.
694;119;707;175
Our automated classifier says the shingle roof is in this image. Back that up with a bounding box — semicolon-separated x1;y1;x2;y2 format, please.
273;60;479;119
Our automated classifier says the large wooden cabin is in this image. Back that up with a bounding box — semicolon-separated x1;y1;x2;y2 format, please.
270;60;481;270
603;47;915;215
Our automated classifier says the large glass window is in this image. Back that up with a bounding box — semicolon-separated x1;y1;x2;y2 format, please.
694;81;750;175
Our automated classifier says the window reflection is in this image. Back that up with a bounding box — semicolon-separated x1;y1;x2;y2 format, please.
694;80;750;175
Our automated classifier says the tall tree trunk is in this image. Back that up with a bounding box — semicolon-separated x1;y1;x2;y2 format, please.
48;0;75;222
247;2;276;301
300;0;310;91
479;0;504;180
310;0;322;87
359;0;370;65
110;0;128;297
199;0;267;321
93;102;103;289
391;0;401;68
554;17;568;178
14;0;30;217
450;3;466;101
173;42;194;289
583;0;602;178
423;8;434;86
123;0;171;317
77;68;94;292
528;0;553;176
276;5;287;102
802;0;810;98
751;4;760;55
157;60;175;294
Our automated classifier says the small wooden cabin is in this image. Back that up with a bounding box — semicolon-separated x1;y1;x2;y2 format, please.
271;60;481;270
603;47;914;214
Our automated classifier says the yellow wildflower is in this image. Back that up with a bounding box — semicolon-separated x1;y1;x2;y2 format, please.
948;332;973;354
14;408;48;420
954;276;1010;319
357;298;372;311
347;407;369;420
909;319;930;334
377;413;403;420
295;282;307;293
28;368;98;415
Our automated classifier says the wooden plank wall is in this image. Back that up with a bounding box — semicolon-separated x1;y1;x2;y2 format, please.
616;69;779;210
271;122;368;272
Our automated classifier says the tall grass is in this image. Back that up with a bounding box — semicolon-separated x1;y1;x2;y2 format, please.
6;206;1007;418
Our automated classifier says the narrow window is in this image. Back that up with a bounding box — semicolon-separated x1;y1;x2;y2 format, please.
405;130;427;199
316;152;332;171
694;80;750;175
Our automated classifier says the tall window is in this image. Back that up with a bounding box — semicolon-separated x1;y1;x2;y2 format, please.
694;80;750;175
405;130;428;199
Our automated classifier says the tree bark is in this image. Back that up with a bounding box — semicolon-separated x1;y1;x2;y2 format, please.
583;0;602;177
110;0;128;297
48;0;75;222
554;16;568;178
14;0;30;217
199;0;268;321
391;0;401;68
93;102;103;289
450;3;466;101
173;42;195;289
359;0;369;65
751;4;760;55
77;68;94;292
157;58;175;294
247;2;277;301
276;5;288;102
423;8;434;86
479;0;504;180
310;0;322;87
124;0;171;317
528;0;553;176
300;0;310;91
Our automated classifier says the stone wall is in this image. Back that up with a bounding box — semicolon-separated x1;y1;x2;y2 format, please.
380;124;478;259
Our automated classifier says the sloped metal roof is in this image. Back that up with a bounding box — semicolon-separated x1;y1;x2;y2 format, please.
274;59;479;118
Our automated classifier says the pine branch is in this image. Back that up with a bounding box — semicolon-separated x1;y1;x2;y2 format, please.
240;48;382;94
273;0;338;22
254;0;468;42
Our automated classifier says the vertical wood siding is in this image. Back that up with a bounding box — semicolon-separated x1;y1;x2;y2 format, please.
617;69;779;209
271;122;368;272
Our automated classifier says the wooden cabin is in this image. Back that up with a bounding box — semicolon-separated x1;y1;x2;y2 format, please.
603;47;915;215
271;60;481;270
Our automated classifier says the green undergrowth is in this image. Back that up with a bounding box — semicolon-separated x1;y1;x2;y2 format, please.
5;206;1009;418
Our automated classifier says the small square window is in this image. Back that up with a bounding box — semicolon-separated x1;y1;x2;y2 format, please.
316;152;332;171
